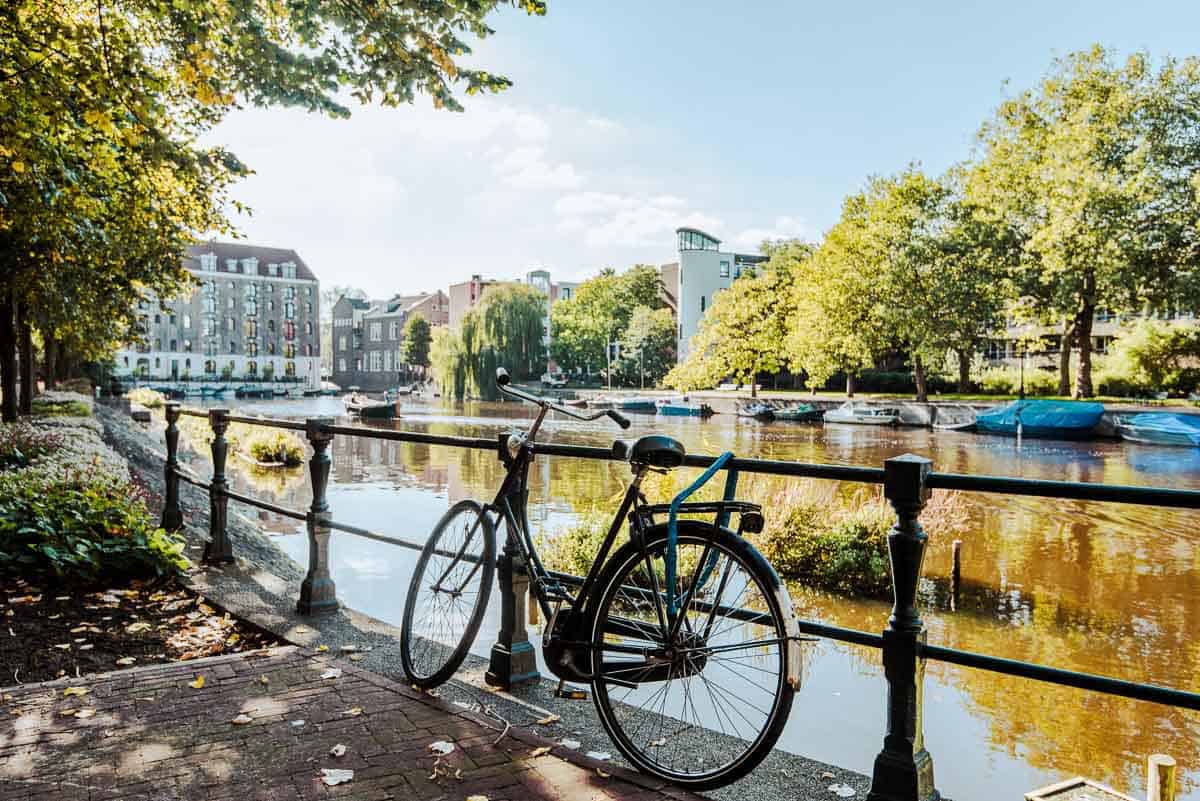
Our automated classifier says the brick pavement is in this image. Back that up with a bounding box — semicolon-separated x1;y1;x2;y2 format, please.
0;646;706;801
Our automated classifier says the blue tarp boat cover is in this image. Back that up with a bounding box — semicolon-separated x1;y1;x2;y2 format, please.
976;400;1105;436
1122;413;1200;446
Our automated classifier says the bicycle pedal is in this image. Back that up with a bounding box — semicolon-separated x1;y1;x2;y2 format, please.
554;680;589;700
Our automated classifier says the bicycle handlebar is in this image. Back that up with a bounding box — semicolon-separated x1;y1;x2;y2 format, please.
496;368;630;429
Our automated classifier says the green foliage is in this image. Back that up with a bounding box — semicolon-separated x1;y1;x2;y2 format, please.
31;398;92;417
127;387;166;409
0;467;188;585
757;502;895;597
550;266;665;375
613;307;676;387
975;365;1060;396
1094;320;1200;396
0;423;62;471
402;315;433;370
245;431;305;466
538;510;610;580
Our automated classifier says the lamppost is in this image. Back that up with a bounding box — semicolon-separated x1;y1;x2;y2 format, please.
1018;343;1026;401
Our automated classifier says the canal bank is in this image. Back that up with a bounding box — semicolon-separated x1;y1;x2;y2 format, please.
95;402;872;801
104;396;1200;801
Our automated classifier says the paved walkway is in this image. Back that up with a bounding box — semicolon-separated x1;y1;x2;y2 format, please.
0;646;703;801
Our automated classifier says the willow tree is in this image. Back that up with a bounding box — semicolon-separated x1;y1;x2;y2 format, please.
478;284;547;380
0;0;545;418
967;46;1200;397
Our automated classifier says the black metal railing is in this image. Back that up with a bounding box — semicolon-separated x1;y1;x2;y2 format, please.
157;402;1200;801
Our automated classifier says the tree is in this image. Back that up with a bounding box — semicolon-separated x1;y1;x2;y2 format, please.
401;315;433;378
0;0;545;418
550;265;664;374
966;46;1200;397
477;284;547;380
667;241;811;395
614;307;676;388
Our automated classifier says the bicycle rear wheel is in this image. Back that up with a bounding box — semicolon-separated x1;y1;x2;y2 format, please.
587;521;796;790
400;500;496;688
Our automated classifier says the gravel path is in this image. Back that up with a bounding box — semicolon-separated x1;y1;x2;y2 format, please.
96;402;873;801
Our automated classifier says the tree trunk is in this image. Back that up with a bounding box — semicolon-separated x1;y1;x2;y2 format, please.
913;355;928;403
956;349;971;393
750;373;758;398
846;372;856;398
44;336;57;390
17;302;32;415
1075;303;1096;398
0;290;16;422
1057;318;1074;396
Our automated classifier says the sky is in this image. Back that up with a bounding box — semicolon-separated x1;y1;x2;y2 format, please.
212;0;1200;299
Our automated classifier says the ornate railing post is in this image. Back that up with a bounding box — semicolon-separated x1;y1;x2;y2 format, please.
298;417;338;615
867;454;939;801
485;435;540;688
160;402;183;531
202;408;234;564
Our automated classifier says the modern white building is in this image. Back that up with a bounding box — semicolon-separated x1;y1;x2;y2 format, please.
669;227;766;361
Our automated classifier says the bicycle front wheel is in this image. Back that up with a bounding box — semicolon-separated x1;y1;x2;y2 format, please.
587;521;796;790
400;500;496;688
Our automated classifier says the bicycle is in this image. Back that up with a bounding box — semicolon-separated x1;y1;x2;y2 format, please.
400;368;804;790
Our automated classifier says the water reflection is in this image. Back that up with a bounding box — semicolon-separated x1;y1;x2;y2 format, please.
182;396;1200;801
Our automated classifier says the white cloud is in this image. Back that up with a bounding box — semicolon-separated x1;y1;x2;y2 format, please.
554;191;721;248
494;146;583;191
584;115;623;134
732;215;812;248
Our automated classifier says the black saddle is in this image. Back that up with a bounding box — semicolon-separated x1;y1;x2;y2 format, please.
612;435;686;469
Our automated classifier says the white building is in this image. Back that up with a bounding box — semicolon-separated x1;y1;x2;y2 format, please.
669;228;766;361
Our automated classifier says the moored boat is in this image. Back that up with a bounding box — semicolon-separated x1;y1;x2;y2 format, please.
933;404;977;432
1115;412;1200;447
824;401;901;426
773;403;823;423
975;399;1104;439
737;401;776;420
616;396;658;413
656;398;715;417
343;393;398;420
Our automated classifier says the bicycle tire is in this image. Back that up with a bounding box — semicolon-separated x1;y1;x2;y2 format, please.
586;520;797;790
400;499;496;688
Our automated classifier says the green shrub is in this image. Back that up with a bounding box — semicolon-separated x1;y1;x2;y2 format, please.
127;387;166;409
0;423;63;471
59;378;93;395
0;466;188;584
1096;321;1200;396
976;365;1059;396
32;398;92;417
245;430;305;466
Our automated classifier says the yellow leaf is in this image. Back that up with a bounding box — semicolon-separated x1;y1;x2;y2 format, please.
535;714;560;725
75;708;96;719
343;707;363;716
315;644;329;653
63;687;89;697
529;746;551;757
11;161;24;174
188;676;205;689
596;768;610;779
466;796;489;801
115;657;136;666
231;713;253;725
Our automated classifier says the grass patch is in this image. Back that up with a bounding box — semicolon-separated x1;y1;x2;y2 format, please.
32;398;92;417
127;387;166;409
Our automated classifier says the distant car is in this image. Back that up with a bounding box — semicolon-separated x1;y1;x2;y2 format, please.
541;372;568;388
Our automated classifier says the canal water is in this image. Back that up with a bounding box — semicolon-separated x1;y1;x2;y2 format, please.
197;395;1200;801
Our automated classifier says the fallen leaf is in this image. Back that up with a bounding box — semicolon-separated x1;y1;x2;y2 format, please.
75;709;96;719
320;668;342;680
63;687;89;698
649;738;667;748
339;645;358;653
829;783;857;798
529;746;551;757
115;657;136;666
315;644;329;653
329;744;346;757
259;676;269;685
126;622;151;634
343;707;363;716
820;771;836;780
188;676;205;689
53;643;71;650
428;740;455;756
535;714;560;725
319;768;353;786
348;653;364;662
559;739;580;750
466;796;489;801
291;720;306;727
231;714;253;725
585;751;611;761
596;768;610;779
78;644;93;651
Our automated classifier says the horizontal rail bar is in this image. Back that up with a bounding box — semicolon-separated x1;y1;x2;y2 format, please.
220;487;309;521
178;408;208;419
224;414;307;432
920;643;1200;710
794;619;885;648
175;471;210;490
326;519;427;552
321;423;499;451
927;472;1200;509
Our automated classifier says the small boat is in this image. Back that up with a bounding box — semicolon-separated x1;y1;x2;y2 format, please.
933;404;977;432
1115;412;1200;447
200;385;227;397
773;403;823;423
272;386;290;397
737;401;776;420
975;399;1104;439
617;396;658;413
656;398;715;417
824;401;901;426
343;393;398;420
234;385;273;399
319;381;341;397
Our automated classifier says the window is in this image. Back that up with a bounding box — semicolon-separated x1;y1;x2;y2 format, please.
305;287;312;297
389;321;400;339
267;299;274;312
241;258;258;276
182;314;190;330
169;339;177;351
227;296;235;309
304;302;312;316
285;361;296;377
226;316;234;332
154;314;161;324
246;361;257;375
169;314;177;326
304;344;313;357
244;298;258;316
369;322;382;341
246;341;259;357
281;262;296;279
244;319;257;338
733;264;742;278
700;296;706;312
719;261;730;278
267;341;276;355
338;335;347;351
354;357;362;371
183;340;192;352
226;259;238;272
282;286;296;300
369;351;383;372
284;343;296;359
284;302;295;320
204;360;216;374
304;321;313;336
283;321;295;340
268;263;278;276
267;320;275;333
338;358;347;372
229;341;238;354
200;253;217;272
384;350;392;371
